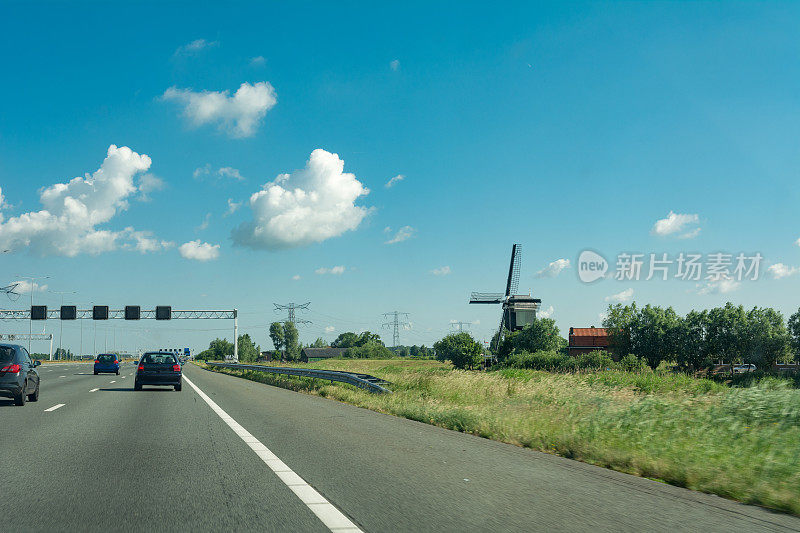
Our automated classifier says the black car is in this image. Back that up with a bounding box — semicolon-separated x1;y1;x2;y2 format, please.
0;343;41;406
134;352;182;391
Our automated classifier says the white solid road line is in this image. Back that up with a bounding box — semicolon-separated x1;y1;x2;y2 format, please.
183;376;362;533
44;404;65;412
90;388;99;392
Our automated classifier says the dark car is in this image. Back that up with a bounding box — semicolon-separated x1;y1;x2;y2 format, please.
0;343;41;406
94;353;120;375
134;352;182;391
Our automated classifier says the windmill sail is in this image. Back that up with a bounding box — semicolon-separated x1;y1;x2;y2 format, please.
504;244;521;297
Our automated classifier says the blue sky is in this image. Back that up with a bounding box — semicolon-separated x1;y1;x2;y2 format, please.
1;2;799;354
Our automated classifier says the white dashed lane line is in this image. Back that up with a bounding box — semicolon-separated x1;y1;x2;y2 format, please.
183;375;362;533
59;375;66;378
44;404;65;412
90;388;99;392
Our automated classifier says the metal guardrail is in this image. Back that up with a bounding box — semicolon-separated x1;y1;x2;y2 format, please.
206;362;392;394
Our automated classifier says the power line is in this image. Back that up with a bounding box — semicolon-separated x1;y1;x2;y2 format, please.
382;311;410;347
273;302;312;325
450;321;472;333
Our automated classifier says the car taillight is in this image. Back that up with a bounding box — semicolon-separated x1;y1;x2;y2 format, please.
114;360;119;364
173;364;181;372
137;364;144;371
94;360;99;364
1;364;21;374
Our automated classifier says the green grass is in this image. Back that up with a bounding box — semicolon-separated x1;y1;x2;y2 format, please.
199;359;800;515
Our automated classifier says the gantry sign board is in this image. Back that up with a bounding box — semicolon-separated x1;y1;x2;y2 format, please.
0;307;240;360
0;307;236;321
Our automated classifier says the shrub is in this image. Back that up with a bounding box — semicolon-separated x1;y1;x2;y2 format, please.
616;354;649;372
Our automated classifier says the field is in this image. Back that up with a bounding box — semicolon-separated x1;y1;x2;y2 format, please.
201;358;800;515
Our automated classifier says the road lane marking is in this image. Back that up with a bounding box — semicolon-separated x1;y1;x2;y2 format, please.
90;388;99;392
121;376;126;379
44;404;65;412
183;376;362;533
59;375;66;378
109;380;116;383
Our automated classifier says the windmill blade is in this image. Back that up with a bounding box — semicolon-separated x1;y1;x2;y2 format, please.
504;244;522;297
469;292;504;304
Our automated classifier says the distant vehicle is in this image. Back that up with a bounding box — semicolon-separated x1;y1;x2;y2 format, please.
0;343;41;406
733;364;756;374
94;354;120;375
135;352;182;391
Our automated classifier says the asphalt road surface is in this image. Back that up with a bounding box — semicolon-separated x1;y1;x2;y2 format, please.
2;362;799;532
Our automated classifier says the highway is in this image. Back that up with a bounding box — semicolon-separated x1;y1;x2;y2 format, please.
2;362;799;532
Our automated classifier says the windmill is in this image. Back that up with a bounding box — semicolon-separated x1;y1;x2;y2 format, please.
469;244;541;352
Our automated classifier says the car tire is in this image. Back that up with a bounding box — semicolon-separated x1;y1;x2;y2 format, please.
116;370;119;375
28;383;40;402
14;386;26;406
94;371;98;375
174;384;182;391
134;383;142;391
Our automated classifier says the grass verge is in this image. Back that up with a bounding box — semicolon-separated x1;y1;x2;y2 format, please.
197;359;800;515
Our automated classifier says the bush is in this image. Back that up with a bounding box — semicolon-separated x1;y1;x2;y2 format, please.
616;354;649;372
502;350;616;372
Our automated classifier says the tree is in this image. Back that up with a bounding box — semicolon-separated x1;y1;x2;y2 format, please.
744;307;789;369
509;317;564;358
197;338;234;360
269;322;285;352
332;332;360;348
602;303;638;357
284;322;300;361
630;305;682;369
788;308;800;362
434;332;483;370
676;310;712;371
706;303;747;365
309;337;327;348
237;334;260;363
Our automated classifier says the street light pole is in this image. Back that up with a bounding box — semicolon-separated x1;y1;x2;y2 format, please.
17;275;49;353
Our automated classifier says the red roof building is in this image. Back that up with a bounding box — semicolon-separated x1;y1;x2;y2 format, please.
568;327;612;358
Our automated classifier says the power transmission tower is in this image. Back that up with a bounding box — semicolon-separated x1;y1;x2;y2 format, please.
382;311;410;347
274;302;312;325
450;321;472;333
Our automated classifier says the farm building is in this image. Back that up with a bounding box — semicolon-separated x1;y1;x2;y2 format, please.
301;347;347;362
568;327;612;358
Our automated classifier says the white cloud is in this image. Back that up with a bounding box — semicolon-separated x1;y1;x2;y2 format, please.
162;82;277;138
795;237;800;247
251;56;266;66
0;186;7;209
197;213;211;231
0;145;168;257
390;59;400;71
137;173;164;201
324;325;335;334
225;198;242;216
767;263;799;279
385;225;415;244
232;149;371;249
535;258;570;278
315;266;345;275
122;228;174;254
292;274;301;281
194;165;245;182
651;211;700;238
698;277;740;295
178;240;220;261
385;174;404;188
605;288;634;303
538;305;554;319
174;39;218;57
431;266;451;276
11;280;48;294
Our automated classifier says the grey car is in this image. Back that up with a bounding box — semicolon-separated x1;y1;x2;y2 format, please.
0;343;41;406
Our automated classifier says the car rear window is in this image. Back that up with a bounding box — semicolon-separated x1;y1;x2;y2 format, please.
142;353;176;364
0;346;15;364
98;354;115;363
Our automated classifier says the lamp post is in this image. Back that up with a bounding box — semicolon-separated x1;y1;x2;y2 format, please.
17;275;49;353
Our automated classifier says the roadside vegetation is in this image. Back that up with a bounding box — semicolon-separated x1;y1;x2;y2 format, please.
198;302;800;514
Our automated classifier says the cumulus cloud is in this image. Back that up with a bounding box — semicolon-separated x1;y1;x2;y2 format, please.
698;277;740;295
178;240;220;261
315;266;345;275
385;225;415;244
121;228;174;254
194;165;245;182
651;211;700;238
137;173;164;201
174;39;218;57
162;82;277;138
0;145;170;257
538;305;554;319
325;325;335;334
385;174;404;188
767;263;799;279
605;288;634;303
292;274;301;281
390;59;400;71
0;186;7;209
431;266;451;276
535;258;570;278
796;237;800;247
251;56;266;66
196;213;211;231
232;149;371;249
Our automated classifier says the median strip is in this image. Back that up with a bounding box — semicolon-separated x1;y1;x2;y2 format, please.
44;404;64;412
182;375;362;533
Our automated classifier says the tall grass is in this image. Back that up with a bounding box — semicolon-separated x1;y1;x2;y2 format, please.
201;359;800;515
